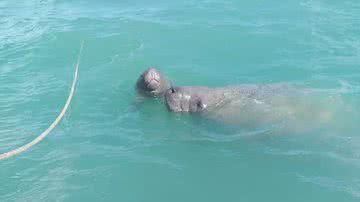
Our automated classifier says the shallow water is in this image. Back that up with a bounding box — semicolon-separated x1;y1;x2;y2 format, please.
1;0;360;201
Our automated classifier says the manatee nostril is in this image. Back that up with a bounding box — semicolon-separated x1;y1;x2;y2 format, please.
170;87;176;93
144;69;158;82
196;99;206;110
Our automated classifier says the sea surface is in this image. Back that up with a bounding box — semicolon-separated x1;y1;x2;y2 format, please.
1;0;360;201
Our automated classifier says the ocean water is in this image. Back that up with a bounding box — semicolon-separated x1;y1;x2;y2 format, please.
1;0;360;201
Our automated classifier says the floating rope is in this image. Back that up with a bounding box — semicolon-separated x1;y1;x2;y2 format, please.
0;41;84;160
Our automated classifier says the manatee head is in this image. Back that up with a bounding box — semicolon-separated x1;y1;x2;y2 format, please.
165;86;210;112
136;68;170;96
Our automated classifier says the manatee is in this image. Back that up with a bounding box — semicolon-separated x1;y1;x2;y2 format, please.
136;68;171;97
164;84;337;129
164;84;289;113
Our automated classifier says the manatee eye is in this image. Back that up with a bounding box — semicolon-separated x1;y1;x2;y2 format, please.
169;87;176;94
197;100;204;109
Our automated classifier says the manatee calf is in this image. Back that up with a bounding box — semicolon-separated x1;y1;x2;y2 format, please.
165;84;337;129
136;68;171;97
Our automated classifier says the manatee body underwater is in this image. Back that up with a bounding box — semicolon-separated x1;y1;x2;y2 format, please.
164;84;341;130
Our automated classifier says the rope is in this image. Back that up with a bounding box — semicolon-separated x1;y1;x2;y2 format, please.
0;41;84;160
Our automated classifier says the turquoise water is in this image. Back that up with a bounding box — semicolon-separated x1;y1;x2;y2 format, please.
1;0;360;201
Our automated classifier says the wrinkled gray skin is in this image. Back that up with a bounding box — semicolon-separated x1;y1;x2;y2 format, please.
136;68;171;97
165;86;226;112
165;84;337;129
165;85;276;113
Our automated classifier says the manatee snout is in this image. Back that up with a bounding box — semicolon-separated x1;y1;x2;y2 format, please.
143;68;161;90
136;68;170;96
